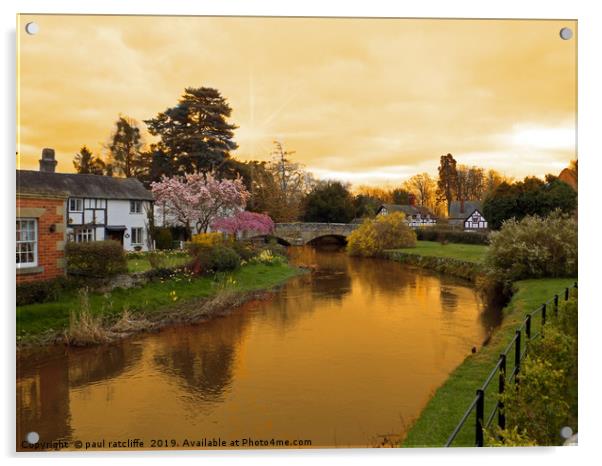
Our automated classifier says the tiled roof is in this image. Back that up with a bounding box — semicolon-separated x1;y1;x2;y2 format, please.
16;170;154;201
449;201;482;219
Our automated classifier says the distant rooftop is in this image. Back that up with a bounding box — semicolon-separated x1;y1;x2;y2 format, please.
449;201;482;219
378;203;436;217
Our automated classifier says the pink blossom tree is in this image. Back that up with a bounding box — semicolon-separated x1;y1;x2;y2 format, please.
211;211;274;237
151;172;250;236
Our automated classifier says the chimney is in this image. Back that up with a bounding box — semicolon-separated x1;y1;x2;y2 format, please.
39;148;57;173
460;199;465;214
408;193;416;206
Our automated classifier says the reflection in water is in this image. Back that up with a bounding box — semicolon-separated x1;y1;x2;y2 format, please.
17;247;501;449
152;309;251;404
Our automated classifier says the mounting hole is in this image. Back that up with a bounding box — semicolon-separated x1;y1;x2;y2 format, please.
559;27;573;40
560;426;573;439
25;22;39;35
26;431;40;444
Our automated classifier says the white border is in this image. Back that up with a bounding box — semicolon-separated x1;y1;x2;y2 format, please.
2;1;600;465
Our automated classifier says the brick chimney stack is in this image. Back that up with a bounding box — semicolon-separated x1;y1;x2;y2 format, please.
408;193;416;206
39;148;57;173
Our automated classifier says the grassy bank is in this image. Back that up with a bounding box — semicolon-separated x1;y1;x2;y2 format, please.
386;241;488;282
17;262;302;347
392;241;487;263
401;277;577;447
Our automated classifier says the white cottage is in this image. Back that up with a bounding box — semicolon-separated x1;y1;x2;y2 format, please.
376;203;437;228
448;201;488;230
17;153;154;251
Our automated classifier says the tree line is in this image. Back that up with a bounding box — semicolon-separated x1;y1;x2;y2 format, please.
72;85;577;228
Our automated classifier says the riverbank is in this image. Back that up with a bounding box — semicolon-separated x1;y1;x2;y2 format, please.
400;277;577;447
385;241;487;281
17;262;304;349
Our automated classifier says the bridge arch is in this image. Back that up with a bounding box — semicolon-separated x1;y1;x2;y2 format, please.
305;234;348;246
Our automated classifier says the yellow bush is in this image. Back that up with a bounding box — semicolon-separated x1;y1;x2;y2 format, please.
347;212;416;257
191;232;226;248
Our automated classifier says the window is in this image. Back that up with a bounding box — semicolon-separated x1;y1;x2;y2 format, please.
69;198;83;212
130;201;142;214
16;219;37;267
131;227;143;245
75;228;94;242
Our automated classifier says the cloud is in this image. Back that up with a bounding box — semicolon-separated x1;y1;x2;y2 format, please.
17;15;576;185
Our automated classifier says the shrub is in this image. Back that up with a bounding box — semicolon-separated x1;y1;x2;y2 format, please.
65;240;127;277
16;277;71;306
251;249;285;266
188;244;241;274
205;246;241;272
485;209;577;284
529;325;576;374
153;227;173;250
498;357;570;445
486;293;578;446
347;212;416;257
191;232;226;248
557;295;578;340
231;241;258;261
486;426;537;447
415;227;490;245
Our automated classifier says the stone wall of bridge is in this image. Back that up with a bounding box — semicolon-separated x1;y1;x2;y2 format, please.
267;223;359;246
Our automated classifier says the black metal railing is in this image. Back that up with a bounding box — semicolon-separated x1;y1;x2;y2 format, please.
445;281;578;447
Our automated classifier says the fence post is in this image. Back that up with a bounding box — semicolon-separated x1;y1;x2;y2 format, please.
498;354;506;431
541;303;547;327
554;294;559;317
476;389;485;447
525;314;531;340
565;287;569;301
514;330;521;387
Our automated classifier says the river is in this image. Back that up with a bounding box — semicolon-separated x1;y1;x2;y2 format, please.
16;246;501;450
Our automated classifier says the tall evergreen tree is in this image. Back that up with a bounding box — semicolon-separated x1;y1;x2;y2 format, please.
144;87;238;175
108;116;143;177
73;146;105;175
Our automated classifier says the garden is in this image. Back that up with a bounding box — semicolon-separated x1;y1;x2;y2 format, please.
16;234;301;347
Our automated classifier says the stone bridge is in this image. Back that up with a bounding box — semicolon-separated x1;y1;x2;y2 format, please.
249;223;360;246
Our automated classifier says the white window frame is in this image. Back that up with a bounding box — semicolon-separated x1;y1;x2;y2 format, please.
69;198;83;212
16;218;38;268
75;227;94;243
131;227;143;245
130;200;142;214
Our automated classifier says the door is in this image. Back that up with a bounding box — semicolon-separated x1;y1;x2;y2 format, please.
105;229;124;246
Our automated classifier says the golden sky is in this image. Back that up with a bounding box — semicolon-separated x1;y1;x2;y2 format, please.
17;15;576;186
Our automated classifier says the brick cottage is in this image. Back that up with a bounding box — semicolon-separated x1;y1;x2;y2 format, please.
16;174;68;283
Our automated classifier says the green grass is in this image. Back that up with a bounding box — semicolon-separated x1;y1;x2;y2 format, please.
17;263;302;341
126;254;189;273
392;241;488;263
401;277;577;447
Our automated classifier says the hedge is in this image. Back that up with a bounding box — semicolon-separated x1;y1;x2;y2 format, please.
16;277;71;307
65;240;127;277
415;227;490;245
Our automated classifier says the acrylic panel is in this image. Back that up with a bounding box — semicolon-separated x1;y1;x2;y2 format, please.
16;15;577;451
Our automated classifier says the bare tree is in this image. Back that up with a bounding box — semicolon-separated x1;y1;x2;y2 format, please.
403;173;436;206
